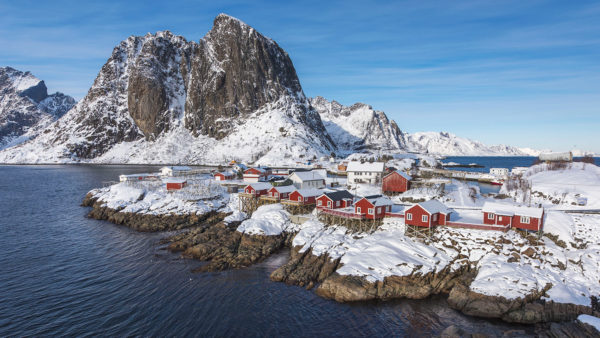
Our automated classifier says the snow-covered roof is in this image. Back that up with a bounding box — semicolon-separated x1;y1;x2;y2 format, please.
369;196;393;207
215;171;235;176
270;185;296;193
482;202;544;218
321;190;354;201
163;178;187;184
347;161;385;172
247;182;272;191
415;199;452;215
386;170;412;180
290;170;325;181
295;188;323;197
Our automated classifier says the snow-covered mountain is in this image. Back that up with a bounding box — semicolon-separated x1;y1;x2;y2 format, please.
0;14;334;164
0;15;561;163
310;96;406;154
405;131;537;156
0;67;75;149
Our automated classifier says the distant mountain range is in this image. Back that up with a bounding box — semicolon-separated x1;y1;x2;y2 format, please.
0;67;75;150
0;15;590;164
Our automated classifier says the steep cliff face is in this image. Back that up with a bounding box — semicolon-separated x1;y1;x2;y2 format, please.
0;67;75;149
311;96;407;153
0;14;334;164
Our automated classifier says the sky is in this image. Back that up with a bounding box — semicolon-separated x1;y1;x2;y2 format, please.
1;0;599;152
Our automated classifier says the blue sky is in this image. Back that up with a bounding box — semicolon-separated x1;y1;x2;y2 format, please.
1;0;599;152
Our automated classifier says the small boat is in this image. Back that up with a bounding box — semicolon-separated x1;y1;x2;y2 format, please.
490;178;504;186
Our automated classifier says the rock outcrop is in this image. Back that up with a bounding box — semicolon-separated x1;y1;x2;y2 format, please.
82;192;226;232
447;283;597;324
167;221;294;271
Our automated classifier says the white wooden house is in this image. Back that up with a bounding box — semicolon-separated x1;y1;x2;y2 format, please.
346;161;385;185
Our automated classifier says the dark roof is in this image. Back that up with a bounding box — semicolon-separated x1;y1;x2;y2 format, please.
364;194;383;199
323;190;354;201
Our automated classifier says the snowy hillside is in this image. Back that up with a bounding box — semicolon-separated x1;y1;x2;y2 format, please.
0;67;75;149
405;131;536;156
311;96;406;153
0;14;334;164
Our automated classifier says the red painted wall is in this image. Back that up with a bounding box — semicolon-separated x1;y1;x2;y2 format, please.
512;213;543;231
167;182;186;191
354;198;387;219
382;172;410;193
289;191;316;204
245;186;268;196
405;205;432;227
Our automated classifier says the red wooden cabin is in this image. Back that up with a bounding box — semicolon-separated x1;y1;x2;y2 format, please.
266;185;295;200
404;200;452;227
165;178;187;191
288;189;322;205
382;171;412;194
316;190;354;210
243;182;272;197
354;195;393;220
243;167;269;182
482;202;544;231
214;171;235;181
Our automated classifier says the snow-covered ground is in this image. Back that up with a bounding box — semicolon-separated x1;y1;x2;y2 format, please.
503;162;600;209
291;211;600;307
89;179;230;215
236;204;294;235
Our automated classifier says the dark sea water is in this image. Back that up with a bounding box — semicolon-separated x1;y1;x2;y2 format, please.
443;156;599;173
0;165;536;336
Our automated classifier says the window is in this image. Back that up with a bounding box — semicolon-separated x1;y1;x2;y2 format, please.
520;216;530;224
357;207;361;213
406;213;412;220
487;213;494;220
336;201;340;207
328;201;332;207
422;215;428;222
368;208;374;215
275;192;278;198
298;196;302;201
318;200;322;206
433;214;438;221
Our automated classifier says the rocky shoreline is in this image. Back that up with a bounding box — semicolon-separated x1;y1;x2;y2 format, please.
82;194;599;330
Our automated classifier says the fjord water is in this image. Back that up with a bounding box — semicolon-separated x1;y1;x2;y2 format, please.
0;165;531;336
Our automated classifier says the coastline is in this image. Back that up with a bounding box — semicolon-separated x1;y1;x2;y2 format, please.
82;189;599;328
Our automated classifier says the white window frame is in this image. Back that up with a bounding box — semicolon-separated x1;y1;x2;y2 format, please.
406;213;412;220
368;208;374;215
298;196;302;201
487;213;494;220
357;207;361;213
318;200;322;206
520;216;530;224
336;201;340;207
433;214;438;221
498;216;503;221
328;201;332;207
422;215;428;222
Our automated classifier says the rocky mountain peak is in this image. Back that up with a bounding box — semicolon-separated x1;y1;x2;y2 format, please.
0;66;76;149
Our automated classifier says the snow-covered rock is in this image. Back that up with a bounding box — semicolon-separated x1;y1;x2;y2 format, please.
311;96;406;154
0;66;75;149
0;14;334;164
